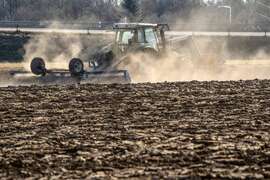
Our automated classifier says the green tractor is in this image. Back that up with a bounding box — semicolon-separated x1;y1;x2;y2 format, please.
88;23;170;73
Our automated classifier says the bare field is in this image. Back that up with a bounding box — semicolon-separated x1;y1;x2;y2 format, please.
0;80;270;179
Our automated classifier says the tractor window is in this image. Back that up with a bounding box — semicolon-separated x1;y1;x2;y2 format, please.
121;30;134;44
116;31;121;43
156;30;162;44
137;29;145;43
145;28;158;49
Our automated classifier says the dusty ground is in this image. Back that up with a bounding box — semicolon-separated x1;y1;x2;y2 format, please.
0;80;270;179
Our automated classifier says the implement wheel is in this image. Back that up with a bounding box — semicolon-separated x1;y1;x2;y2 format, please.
69;58;84;76
30;57;46;76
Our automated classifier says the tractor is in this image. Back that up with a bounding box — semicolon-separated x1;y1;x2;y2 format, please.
19;23;170;83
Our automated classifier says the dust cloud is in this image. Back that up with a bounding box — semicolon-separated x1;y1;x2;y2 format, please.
22;21;112;71
23;34;82;70
121;43;270;83
141;7;270;83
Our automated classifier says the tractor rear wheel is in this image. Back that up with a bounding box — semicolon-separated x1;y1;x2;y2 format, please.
30;57;46;76
69;58;84;76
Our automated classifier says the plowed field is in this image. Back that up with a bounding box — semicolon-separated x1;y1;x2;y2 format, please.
0;81;270;179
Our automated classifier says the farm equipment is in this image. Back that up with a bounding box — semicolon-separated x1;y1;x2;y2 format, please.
10;23;175;84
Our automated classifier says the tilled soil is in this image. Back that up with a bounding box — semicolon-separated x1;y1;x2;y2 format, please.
0;80;270;179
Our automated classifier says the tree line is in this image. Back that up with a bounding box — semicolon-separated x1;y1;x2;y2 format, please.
0;0;269;27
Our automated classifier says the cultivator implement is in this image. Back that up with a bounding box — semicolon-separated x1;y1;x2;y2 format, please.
9;57;131;85
10;70;131;84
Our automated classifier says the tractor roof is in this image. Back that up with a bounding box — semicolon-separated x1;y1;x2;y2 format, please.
113;23;168;30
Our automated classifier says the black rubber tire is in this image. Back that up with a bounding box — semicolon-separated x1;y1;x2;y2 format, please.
30;57;46;76
69;58;84;76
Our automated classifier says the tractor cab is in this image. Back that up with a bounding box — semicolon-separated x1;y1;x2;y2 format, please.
113;23;169;55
